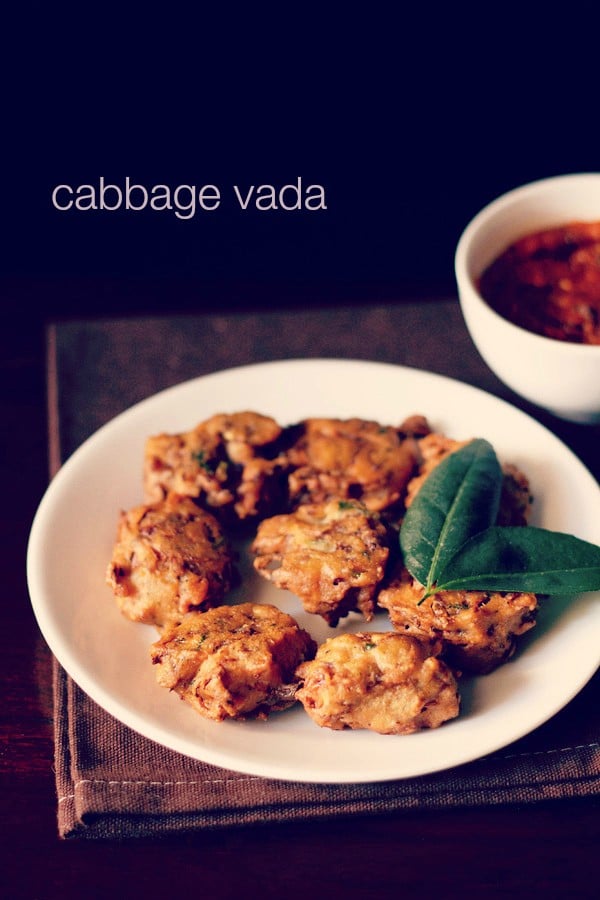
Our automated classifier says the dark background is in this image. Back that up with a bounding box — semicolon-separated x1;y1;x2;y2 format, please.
2;10;598;321
2;16;599;894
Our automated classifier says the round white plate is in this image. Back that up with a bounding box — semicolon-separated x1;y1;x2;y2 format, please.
27;359;600;783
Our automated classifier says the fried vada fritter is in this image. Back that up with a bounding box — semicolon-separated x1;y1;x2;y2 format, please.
497;463;534;527
143;411;288;525
396;414;433;440
106;494;236;628
201;412;283;462
405;432;533;526
378;566;539;674
252;500;391;626
150;603;317;721
295;632;460;734
286;417;418;514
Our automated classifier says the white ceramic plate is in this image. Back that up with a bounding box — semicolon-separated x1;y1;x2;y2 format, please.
27;359;600;783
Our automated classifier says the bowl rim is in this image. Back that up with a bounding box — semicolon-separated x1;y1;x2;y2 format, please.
454;172;600;355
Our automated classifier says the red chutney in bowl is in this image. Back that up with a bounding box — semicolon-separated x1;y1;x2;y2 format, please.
478;221;600;345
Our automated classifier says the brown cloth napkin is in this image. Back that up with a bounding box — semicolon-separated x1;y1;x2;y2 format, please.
49;305;600;839
55;658;600;839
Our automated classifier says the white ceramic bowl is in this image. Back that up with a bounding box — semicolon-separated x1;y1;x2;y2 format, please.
455;173;600;423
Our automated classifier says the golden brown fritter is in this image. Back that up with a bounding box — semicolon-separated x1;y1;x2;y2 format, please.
396;413;432;439
149;602;317;721
378;565;539;674
404;433;469;508
405;432;533;526
143;411;288;524
106;493;236;628
497;463;534;527
286;417;418;513
201;412;283;461
295;631;460;734
252;499;391;626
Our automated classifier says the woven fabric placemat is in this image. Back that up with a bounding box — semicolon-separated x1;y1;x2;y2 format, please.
49;306;600;838
54;658;600;839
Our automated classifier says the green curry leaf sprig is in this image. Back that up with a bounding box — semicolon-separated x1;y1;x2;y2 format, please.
399;439;600;600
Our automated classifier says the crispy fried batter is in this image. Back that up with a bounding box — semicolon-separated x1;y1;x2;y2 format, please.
405;433;533;525
114;406;544;737
150;602;316;721
378;565;538;674
143;411;288;524
404;433;469;507
106;493;236;628
295;631;460;734
286;417;418;513
498;463;534;527
396;414;432;439
252;499;390;626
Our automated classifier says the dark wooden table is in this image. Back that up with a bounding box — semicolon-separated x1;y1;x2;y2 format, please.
3;291;599;899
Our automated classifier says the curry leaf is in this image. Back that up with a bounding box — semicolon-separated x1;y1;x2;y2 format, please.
434;526;600;594
399;439;503;593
